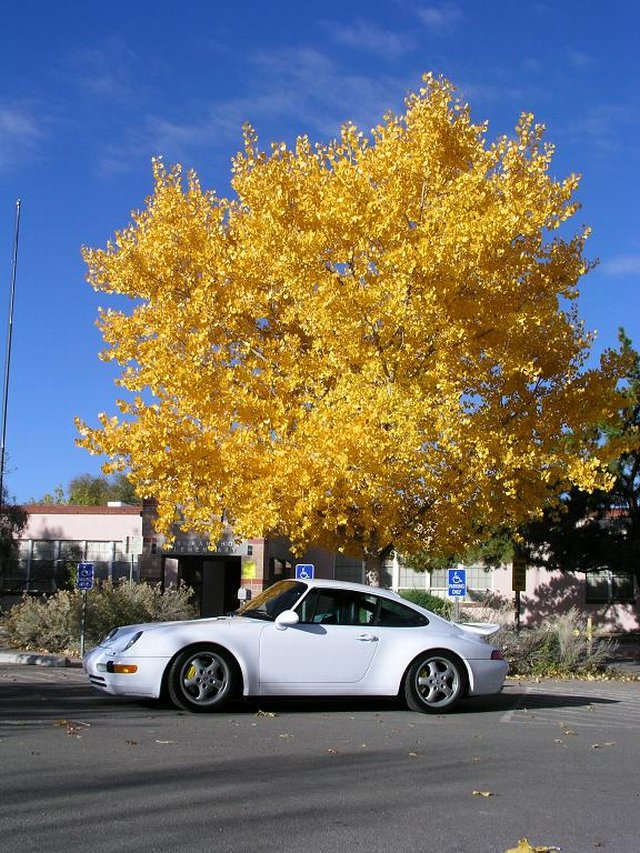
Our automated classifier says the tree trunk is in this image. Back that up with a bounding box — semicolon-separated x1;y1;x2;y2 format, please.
364;552;382;586
363;545;394;587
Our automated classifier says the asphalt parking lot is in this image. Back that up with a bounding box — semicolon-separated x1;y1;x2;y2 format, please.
1;663;639;853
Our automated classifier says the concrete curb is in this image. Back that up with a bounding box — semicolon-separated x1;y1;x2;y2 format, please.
0;649;82;667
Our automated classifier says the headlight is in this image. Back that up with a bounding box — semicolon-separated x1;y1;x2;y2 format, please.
101;628;120;644
120;631;143;652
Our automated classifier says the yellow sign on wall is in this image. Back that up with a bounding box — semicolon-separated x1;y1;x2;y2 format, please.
512;555;527;592
241;560;257;581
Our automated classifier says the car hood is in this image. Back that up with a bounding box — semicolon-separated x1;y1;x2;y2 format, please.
98;615;237;647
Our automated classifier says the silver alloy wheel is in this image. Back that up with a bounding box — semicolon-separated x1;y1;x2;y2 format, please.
168;648;234;711
404;652;466;713
415;656;459;705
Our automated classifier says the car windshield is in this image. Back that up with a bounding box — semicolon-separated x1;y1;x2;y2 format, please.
236;580;307;621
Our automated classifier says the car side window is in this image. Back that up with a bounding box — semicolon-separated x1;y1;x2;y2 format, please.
374;598;429;627
297;589;377;625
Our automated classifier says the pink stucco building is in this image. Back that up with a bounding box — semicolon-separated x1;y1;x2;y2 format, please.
5;501;638;633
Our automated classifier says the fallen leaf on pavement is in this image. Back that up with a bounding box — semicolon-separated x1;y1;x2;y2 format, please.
504;838;561;852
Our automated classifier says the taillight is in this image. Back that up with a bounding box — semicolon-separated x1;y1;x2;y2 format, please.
491;649;505;661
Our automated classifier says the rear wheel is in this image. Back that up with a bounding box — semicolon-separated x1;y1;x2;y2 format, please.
167;647;236;712
404;652;467;713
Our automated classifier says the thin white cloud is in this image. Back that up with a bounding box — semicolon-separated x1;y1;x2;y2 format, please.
66;36;143;104
0;104;44;173
571;102;640;154
417;3;465;34
523;58;543;75
602;254;640;276
326;19;414;59
248;46;405;135
96;46;409;176
567;49;594;69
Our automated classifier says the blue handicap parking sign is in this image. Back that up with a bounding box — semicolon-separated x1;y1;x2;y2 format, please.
77;562;95;590
447;568;467;598
295;563;315;580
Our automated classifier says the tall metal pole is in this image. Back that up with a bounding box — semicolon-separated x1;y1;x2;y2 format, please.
0;198;22;506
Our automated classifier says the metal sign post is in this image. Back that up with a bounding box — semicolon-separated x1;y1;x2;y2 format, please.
512;553;527;631
77;562;94;657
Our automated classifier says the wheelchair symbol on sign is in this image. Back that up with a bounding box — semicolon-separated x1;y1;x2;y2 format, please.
295;564;314;580
452;572;463;585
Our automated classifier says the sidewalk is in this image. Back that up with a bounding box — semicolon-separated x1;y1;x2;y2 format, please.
0;647;82;667
0;624;81;667
605;640;640;676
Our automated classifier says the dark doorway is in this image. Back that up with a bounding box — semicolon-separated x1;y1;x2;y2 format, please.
164;555;242;616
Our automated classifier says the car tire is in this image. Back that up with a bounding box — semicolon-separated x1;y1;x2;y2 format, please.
403;651;467;713
167;646;236;712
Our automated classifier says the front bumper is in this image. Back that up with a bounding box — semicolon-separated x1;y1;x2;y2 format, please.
83;645;166;698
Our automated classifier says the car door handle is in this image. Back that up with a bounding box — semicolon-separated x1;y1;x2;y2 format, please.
356;634;379;642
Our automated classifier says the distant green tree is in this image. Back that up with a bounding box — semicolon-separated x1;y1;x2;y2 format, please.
68;472;138;505
37;485;66;505
402;526;515;573
0;487;28;591
523;330;640;589
33;473;138;506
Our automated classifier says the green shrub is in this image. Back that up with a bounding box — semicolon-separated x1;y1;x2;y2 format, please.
3;581;196;656
400;589;453;619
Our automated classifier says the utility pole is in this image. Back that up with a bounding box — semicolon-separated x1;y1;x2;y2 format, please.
0;198;21;506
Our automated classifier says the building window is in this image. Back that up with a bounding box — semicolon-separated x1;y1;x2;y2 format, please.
397;563;429;590
85;541;114;579
270;558;293;579
398;563;494;593
585;570;635;604
59;541;83;562
32;540;55;560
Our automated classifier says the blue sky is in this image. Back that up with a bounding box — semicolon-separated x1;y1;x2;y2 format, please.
1;0;638;504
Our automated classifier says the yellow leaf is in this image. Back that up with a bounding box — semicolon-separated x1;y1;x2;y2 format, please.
504;839;561;853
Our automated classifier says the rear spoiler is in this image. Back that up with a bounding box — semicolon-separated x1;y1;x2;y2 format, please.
456;622;501;638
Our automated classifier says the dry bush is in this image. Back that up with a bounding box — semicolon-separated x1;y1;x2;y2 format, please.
4;581;196;655
494;608;616;676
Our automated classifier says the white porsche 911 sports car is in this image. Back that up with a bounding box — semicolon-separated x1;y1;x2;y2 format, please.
83;578;508;713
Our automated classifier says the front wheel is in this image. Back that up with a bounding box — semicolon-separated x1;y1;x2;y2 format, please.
167;647;236;712
404;652;467;713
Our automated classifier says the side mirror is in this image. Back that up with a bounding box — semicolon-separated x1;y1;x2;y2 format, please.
275;610;300;631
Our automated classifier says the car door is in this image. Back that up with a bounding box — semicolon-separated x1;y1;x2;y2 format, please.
258;588;381;690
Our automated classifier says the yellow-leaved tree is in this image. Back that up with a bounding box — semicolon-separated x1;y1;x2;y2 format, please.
77;75;626;585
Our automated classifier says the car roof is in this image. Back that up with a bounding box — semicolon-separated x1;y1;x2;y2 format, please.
297;578;403;600
292;578;452;626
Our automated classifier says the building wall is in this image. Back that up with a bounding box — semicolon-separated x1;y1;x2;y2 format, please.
10;504;638;632
5;504;144;593
392;555;640;633
21;504;143;542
